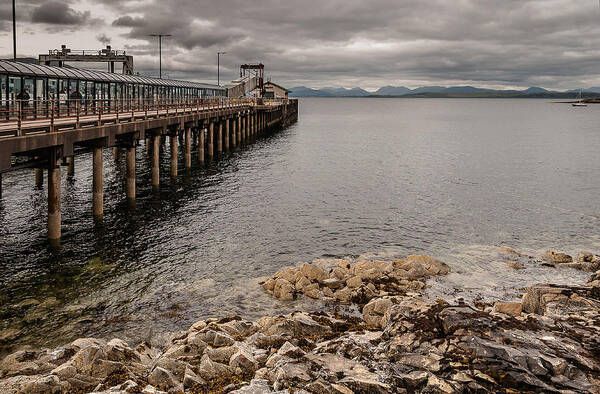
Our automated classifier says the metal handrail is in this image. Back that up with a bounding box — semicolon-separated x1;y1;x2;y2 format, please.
0;96;285;136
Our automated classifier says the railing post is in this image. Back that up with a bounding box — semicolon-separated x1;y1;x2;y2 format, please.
50;100;55;132
17;101;22;136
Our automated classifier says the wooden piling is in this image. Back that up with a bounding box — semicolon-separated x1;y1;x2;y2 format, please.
48;151;61;240
35;168;43;187
170;134;178;179
208;122;214;159
224;119;230;151
152;134;160;191
184;127;192;168
217;120;223;153
198;128;205;163
126;146;135;205
92;147;103;220
67;156;75;176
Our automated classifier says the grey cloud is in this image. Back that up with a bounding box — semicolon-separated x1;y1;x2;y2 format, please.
56;0;600;89
31;1;91;25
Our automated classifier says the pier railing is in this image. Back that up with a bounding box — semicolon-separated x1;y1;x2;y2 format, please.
0;97;290;137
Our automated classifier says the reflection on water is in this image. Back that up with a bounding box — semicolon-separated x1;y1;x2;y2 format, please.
0;98;599;352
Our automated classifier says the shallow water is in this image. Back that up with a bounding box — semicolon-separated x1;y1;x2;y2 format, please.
0;98;598;350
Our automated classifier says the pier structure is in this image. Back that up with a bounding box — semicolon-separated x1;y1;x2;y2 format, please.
0;96;297;241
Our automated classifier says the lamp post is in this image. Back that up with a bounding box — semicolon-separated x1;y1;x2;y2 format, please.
217;51;226;86
149;34;172;78
12;0;16;60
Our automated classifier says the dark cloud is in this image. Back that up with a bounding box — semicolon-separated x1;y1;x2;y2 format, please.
11;0;600;89
31;1;91;25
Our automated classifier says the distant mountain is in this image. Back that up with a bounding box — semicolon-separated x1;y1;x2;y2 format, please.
289;86;334;97
374;86;412;95
289;84;600;98
521;87;549;94
320;87;370;96
411;86;447;94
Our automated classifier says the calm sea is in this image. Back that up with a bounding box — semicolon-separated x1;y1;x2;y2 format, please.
0;98;598;350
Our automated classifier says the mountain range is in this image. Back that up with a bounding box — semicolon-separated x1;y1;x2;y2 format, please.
289;85;600;98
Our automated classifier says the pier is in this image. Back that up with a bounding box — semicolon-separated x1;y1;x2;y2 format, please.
0;96;298;241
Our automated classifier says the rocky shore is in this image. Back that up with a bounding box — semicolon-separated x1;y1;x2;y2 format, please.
0;249;599;393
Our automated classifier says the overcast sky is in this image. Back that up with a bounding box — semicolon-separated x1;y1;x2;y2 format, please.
1;0;600;90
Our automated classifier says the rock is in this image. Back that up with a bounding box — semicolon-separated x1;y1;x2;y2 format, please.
71;345;106;375
300;263;328;283
346;275;363;289
362;298;393;329
230;378;277;393
425;375;456;393
219;319;257;339
295;276;312;292
541;250;572;264
229;346;258;374
273;279;295;301
351;260;392;281
492;301;522;316
206;346;237;364
104;338;140;362
197;355;233;381
22;375;65;393
183;366;204;389
333;287;353;303
276;342;305;358
576;253;596;263
337;376;392;393
262;279;276;293
405;254;451;275
322;278;344;290
0;329;21;342
273;267;299;284
202;330;235;347
302;283;323;299
499;246;524;256
521;284;600;318
505;261;524;270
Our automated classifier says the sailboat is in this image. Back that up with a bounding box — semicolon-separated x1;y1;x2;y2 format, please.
572;89;587;107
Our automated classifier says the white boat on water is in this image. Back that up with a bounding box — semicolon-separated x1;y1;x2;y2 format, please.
572;89;587;107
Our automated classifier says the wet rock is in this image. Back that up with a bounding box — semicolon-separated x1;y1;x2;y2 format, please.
273;279;295;301
300;263;328;283
21;374;65;393
521;284;600;318
576;253;597;263
505;261;524;270
492;301;522;316
274;267;299;284
541;250;573;264
405;254;451;276
499;246;524;256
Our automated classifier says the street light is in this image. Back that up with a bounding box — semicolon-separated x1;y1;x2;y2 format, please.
12;0;16;60
149;34;172;78
217;51;227;86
